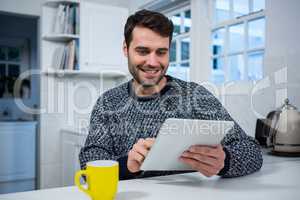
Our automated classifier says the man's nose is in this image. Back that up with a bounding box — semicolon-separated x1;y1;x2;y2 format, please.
145;52;160;67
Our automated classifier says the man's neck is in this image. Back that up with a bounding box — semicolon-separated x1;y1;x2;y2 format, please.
133;76;167;97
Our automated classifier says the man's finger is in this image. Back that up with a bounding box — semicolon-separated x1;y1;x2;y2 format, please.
128;150;144;164
179;157;218;177
133;143;149;157
188;144;222;158
145;138;155;147
138;138;155;149
145;138;155;142
181;151;219;167
179;156;211;172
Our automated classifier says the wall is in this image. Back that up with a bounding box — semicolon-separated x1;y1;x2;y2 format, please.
0;0;45;16
243;0;300;126
264;0;300;108
0;13;39;120
129;0;154;13
88;0;130;8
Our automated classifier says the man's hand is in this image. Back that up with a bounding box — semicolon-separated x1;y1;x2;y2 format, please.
179;144;225;177
127;138;155;173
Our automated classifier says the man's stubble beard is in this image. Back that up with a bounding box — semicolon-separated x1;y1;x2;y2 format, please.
127;57;167;88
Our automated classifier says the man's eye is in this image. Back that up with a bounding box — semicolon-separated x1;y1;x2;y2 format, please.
137;50;149;55
157;51;167;56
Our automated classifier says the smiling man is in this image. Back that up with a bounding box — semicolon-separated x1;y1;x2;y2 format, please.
79;9;263;180
125;20;170;96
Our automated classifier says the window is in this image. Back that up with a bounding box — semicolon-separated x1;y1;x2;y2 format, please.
0;46;22;98
166;7;191;81
0;38;30;98
211;0;265;83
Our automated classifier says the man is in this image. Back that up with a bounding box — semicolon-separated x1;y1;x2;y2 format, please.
79;9;263;180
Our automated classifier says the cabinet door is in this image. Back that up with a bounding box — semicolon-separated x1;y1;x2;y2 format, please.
0;123;36;183
61;131;87;186
61;138;78;186
61;132;79;186
81;2;128;72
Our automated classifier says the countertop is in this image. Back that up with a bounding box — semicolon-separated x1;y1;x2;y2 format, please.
0;153;299;200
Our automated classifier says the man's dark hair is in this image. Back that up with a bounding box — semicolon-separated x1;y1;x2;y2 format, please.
124;9;174;47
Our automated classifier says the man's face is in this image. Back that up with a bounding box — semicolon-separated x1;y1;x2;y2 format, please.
123;26;170;87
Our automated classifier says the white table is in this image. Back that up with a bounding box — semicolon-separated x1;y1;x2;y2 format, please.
1;153;299;200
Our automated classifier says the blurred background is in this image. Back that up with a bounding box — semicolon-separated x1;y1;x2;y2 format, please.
0;0;299;194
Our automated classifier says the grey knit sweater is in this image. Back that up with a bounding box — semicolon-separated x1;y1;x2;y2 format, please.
79;76;263;180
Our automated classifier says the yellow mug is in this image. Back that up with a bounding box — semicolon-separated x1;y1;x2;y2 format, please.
75;160;119;200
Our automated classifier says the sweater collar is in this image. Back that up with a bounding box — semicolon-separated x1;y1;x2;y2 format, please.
128;75;174;102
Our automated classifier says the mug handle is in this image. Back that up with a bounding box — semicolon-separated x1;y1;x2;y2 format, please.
75;170;91;196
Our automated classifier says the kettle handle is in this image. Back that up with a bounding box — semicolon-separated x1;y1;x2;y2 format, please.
263;111;276;137
264;110;281;147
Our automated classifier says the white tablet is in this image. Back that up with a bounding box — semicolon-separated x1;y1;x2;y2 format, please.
140;118;234;171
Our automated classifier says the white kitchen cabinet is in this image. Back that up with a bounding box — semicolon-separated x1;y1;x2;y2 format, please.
80;2;128;73
60;129;87;186
0;121;37;194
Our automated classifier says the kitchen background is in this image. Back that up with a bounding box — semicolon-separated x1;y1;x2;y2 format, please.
0;0;299;194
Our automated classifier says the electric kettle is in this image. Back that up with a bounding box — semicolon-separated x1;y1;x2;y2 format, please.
259;99;300;155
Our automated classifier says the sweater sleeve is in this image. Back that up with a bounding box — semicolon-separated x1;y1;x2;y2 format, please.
191;84;263;177
79;96;116;169
78;96;141;180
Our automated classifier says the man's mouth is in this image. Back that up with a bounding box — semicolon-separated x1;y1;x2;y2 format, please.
140;68;160;74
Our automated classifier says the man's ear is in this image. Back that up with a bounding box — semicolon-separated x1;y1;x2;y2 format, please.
123;41;128;57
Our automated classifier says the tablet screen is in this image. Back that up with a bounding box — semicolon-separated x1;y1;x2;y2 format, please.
141;118;234;171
